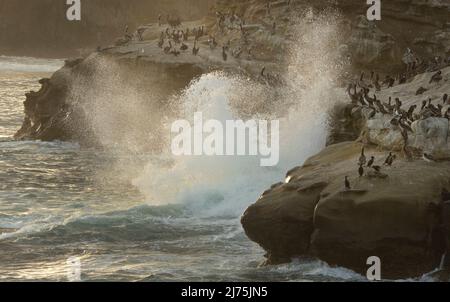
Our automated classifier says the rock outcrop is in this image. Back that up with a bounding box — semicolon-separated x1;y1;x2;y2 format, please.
11;0;450;279
242;63;450;279
242;141;450;279
0;0;212;57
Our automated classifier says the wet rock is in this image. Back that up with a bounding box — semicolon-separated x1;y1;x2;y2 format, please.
242;142;450;278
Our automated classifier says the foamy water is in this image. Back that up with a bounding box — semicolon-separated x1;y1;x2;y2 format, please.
0;11;397;281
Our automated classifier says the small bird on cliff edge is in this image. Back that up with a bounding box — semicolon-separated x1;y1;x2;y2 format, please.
345;176;351;190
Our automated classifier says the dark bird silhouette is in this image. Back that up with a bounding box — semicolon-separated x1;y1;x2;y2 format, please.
385;153;396;166
358;165;364;177
192;41;199;55
422;153;435;162
384;152;393;166
421;100;427;110
222;46;228;61
367;156;375;168
416;87;427;95
163;41;172;54
429;70;442;84
443;93;448;105
345;176;351;190
358;147;366;166
372;165;381;173
407;105;417;120
180;43;188;51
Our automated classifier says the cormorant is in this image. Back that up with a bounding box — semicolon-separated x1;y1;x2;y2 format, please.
192;41;199;55
164;41;172;54
430;70;442;84
359;147;367;166
222;46;228;61
423;153;436;162
367;156;375;168
180;43;188;51
345;176;351;190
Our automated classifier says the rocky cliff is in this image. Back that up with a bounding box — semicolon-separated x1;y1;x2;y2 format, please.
12;0;450;279
0;0;212;57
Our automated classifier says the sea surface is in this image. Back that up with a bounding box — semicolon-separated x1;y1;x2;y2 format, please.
1;55;432;282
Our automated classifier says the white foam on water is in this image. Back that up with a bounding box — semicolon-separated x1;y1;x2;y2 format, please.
132;10;347;217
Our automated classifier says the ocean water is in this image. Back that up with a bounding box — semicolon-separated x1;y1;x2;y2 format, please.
0;55;372;282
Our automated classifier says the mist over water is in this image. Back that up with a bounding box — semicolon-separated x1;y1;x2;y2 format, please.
0;11;379;282
132;10;348;216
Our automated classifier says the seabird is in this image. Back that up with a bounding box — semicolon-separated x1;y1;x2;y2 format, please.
164;41;172;54
367;156;375;168
416;87;427;95
345;176;351;190
407;105;417;120
180;43;188;51
443;94;448;105
385;154;396;166
399;119;413;132
372;165;382;173
358;165;364;177
421;100;427;110
222;46;228;61
358;147;367;166
429;70;442;84
401;127;409;144
422;153;435;162
384;152;393;166
192;41;199;55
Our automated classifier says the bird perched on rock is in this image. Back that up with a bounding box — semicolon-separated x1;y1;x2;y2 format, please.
443;94;448;105
407;105;417;120
416;87;427;95
367;156;375;168
261;66;266;77
164;41;172;54
372;165;382;173
358;165;364;177
385;153;396;166
222;46;228;61
421;100;427;110
384;152;393;166
423;153;436;162
345;176;351;190
192;41;199;55
180;43;188;51
429;70;442;84
358;147;366;166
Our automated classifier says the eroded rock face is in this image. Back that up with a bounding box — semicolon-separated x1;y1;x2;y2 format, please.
14;54;205;147
242;142;450;278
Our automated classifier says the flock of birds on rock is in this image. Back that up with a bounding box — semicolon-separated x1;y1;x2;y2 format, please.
158;25;204;57
344;53;450;191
